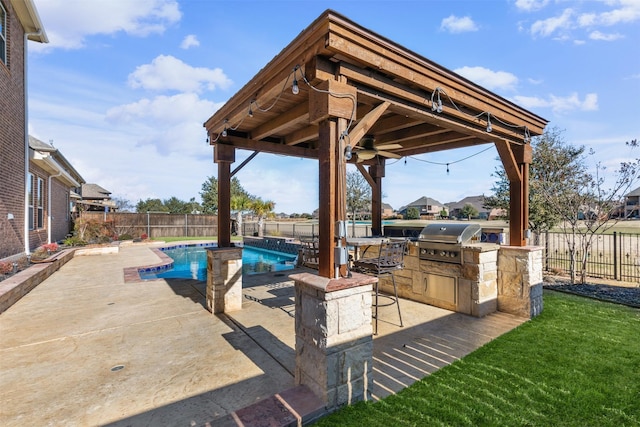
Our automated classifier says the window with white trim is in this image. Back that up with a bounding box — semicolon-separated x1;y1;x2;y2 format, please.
37;177;44;228
0;2;6;66
28;174;34;230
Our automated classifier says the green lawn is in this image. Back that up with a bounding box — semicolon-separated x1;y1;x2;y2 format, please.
314;291;640;427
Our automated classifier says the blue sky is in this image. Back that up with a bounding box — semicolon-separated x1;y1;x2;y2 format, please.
27;0;639;214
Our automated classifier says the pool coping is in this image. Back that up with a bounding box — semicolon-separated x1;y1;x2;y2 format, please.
123;242;300;283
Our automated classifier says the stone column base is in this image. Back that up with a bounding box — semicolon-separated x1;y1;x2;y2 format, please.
498;246;544;318
290;272;377;411
206;246;243;313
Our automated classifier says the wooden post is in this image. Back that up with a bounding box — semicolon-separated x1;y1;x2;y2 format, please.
215;144;235;248
369;162;385;236
509;143;532;246
318;119;337;277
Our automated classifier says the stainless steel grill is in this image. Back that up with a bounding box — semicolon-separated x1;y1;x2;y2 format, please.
418;223;481;264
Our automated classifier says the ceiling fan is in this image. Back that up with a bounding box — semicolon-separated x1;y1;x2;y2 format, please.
352;136;402;162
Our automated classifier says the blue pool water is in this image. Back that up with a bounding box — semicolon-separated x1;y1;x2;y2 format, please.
139;245;297;280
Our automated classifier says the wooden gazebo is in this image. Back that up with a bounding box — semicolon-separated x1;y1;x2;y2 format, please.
204;10;547;279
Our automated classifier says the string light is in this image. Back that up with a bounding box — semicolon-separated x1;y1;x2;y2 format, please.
208;64;530;153
292;66;300;95
431;87;443;113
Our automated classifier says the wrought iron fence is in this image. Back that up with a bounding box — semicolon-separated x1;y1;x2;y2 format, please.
241;221;373;239
542;231;640;283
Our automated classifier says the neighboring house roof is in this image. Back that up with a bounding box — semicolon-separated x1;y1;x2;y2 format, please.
382;202;393;211
81;183;112;200
626;186;640;197
399;196;445;212
448;195;487;212
11;0;48;42
29;136;85;187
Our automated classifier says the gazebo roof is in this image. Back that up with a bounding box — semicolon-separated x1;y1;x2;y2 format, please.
204;9;549;275
204;9;547;162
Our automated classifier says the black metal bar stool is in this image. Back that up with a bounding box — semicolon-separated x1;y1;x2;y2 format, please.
352;239;406;334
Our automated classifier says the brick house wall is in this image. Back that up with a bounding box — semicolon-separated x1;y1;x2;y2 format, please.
50;178;71;242
0;0;27;259
27;163;48;251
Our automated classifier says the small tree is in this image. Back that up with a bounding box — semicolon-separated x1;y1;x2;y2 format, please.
346;171;371;237
250;198;275;237
405;207;420;220
136;198;168;213
460;204;478;220
231;193;254;236
535;137;638;284
112;196;134;212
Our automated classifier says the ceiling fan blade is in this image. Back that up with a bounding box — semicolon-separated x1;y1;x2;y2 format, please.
377;150;402;159
375;143;402;150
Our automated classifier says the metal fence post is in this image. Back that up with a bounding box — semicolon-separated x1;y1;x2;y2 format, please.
613;232;618;281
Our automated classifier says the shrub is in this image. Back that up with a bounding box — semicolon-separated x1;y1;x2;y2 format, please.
0;261;13;275
63;235;86;247
140;233;148;240
118;233;133;241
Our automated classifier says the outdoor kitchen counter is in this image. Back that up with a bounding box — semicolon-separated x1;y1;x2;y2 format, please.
378;240;501;317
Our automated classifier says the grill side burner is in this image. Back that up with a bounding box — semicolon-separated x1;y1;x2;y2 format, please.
418;223;481;264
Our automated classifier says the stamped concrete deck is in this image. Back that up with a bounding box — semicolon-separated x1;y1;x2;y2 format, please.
0;243;525;426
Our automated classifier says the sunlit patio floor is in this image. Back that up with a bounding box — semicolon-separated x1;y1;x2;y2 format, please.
0;243;525;426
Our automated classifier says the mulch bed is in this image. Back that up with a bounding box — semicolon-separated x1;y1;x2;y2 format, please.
544;280;640;308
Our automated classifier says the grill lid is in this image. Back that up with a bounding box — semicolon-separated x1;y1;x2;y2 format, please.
418;223;481;244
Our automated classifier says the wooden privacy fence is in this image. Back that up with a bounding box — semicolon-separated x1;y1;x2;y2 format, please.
80;212;218;239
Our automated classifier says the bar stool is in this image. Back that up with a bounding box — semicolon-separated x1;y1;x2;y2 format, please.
352;239;406;334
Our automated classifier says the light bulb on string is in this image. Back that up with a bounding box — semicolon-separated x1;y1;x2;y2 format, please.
292;77;299;95
221;120;228;137
486;113;492;133
248;104;254;118
437;99;443;113
446;163;450;175
291;66;300;95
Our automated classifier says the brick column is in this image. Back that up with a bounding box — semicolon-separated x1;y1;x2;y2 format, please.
497;246;544;318
290;272;377;411
206;246;243;313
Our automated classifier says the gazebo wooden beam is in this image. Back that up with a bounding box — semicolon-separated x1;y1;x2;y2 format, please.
346;101;390;148
222;135;319;159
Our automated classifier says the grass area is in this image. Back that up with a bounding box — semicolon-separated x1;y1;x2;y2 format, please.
314;291;640;427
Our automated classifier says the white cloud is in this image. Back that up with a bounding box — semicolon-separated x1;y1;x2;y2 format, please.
514;0;550;12
440;15;479;33
582;0;640;26
589;31;624;41
127;55;232;93
455;66;519;91
512;92;599;113
32;0;181;51
180;34;200;49
530;8;574;38
105;93;224;156
526;1;640;41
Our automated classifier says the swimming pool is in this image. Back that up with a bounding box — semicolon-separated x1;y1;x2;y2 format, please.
139;245;298;280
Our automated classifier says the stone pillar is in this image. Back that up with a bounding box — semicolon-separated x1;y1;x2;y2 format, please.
290;272;377;411
206;246;243;313
497;246;544;318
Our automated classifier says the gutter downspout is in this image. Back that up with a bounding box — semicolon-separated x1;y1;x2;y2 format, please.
23;30;42;254
47;170;62;244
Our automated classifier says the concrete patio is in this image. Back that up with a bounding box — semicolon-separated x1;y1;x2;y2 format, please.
0;243;525;426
